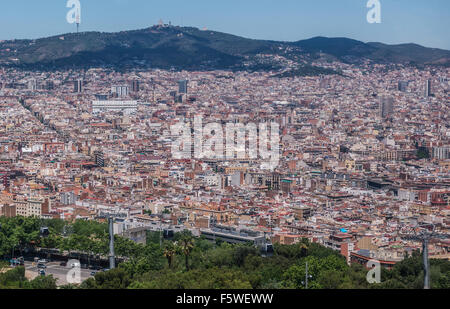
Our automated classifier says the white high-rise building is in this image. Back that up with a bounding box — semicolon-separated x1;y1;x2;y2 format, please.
112;85;130;98
433;147;450;160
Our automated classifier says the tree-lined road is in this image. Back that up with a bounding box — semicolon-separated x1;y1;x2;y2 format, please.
24;262;94;286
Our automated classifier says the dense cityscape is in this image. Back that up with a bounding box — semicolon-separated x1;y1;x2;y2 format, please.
0;1;449;293
0;46;449;288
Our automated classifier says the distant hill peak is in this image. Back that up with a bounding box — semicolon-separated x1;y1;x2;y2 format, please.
0;26;448;71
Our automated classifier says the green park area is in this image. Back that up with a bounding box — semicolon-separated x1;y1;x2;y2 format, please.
0;216;449;289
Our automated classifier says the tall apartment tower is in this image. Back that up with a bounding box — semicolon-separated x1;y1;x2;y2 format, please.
131;80;140;92
379;96;394;120
425;79;432;97
28;79;37;91
46;81;54;90
398;81;408;92
178;80;188;94
112;85;129;98
74;79;83;93
94;151;105;167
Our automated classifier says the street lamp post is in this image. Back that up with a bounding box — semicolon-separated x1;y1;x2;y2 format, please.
159;220;162;248
423;238;430;290
400;223;449;290
305;261;309;289
108;216;115;269
302;261;313;289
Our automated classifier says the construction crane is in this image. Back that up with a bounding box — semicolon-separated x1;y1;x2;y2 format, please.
400;223;450;289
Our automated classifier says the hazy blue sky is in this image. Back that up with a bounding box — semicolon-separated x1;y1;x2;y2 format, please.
0;0;449;49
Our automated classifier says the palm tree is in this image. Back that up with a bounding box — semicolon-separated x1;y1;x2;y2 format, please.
298;240;309;257
179;234;194;271
163;241;177;269
300;242;308;254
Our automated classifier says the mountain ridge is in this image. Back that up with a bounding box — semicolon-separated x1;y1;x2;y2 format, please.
0;25;448;71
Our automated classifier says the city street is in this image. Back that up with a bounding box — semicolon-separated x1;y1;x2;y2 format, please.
24;261;94;286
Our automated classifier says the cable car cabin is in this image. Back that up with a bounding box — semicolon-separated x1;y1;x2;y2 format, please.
40;227;50;237
260;243;274;257
163;229;174;240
